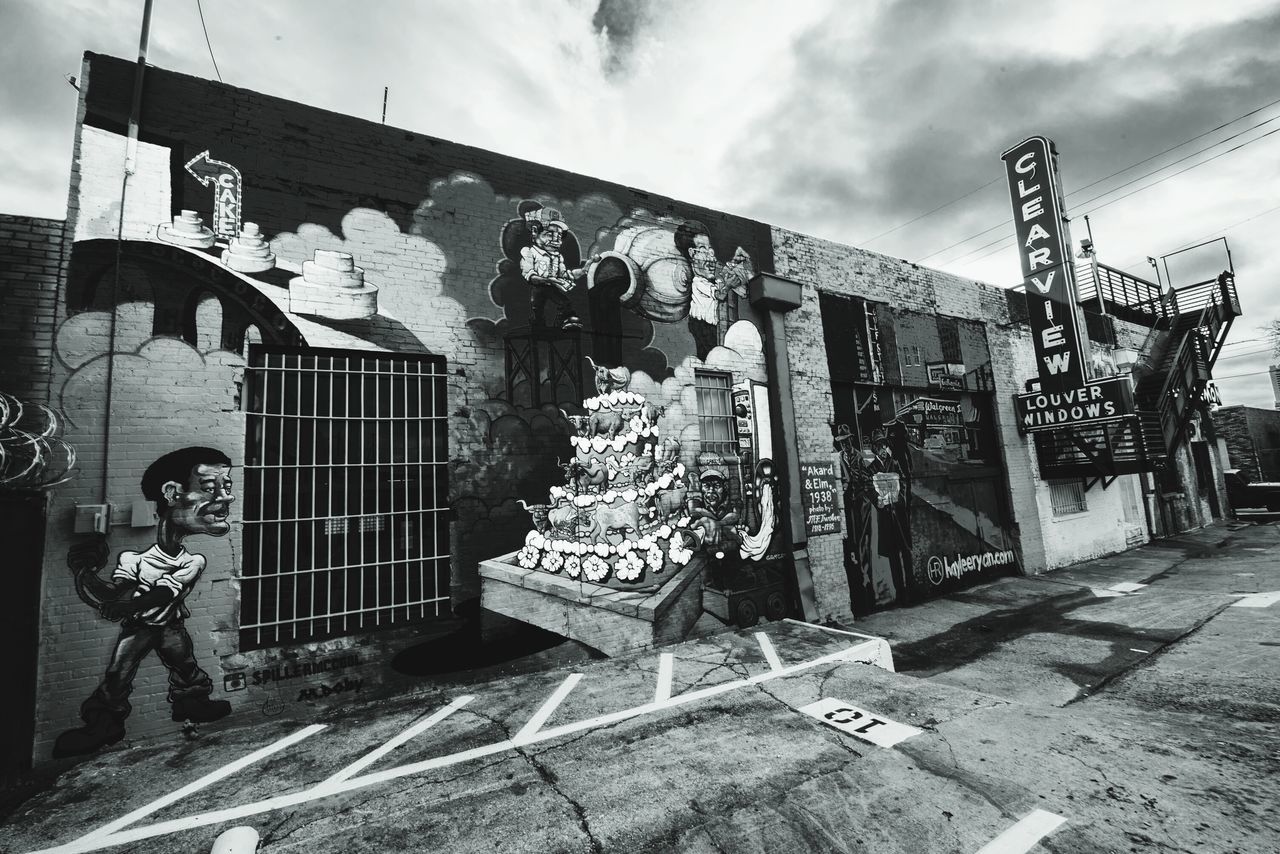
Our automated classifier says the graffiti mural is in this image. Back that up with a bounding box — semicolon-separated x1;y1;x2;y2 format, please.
824;295;1019;614
31;54;782;763
0;391;77;489
54;447;236;757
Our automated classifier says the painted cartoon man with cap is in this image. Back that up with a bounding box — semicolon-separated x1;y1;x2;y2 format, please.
519;205;592;331
688;451;742;558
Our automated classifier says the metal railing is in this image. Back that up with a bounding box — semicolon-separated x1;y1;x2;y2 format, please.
1075;262;1170;324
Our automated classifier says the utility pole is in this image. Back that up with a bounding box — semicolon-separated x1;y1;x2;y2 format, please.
382;86;388;124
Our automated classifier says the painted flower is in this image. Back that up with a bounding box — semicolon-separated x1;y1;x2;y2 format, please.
540;550;564;573
668;540;693;566
583;554;610;583
645;544;664;572
564;554;582;579
517;545;541;569
657;524;673;540
615;551;645;582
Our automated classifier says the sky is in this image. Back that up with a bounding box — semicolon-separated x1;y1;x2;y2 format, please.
4;0;1280;407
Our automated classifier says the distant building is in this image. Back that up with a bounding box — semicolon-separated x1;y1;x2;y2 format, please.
1215;405;1280;481
1270;365;1280;409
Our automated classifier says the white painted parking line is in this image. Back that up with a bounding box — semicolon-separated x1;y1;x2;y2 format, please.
798;698;921;748
36;633;893;854
1129;648;1150;654
80;724;327;843
756;632;785;672
317;695;473;790
1091;581;1147;598
975;809;1067;854
654;652;674;704
1231;590;1280;608
514;672;582;744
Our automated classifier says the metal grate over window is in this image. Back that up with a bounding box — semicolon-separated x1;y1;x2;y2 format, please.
239;346;450;650
1048;478;1088;517
695;370;737;458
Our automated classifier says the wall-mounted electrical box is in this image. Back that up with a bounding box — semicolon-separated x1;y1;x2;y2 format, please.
73;503;113;535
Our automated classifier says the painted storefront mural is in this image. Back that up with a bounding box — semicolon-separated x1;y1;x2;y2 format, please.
55;448;235;758
824;296;1018;614
41;58;782;758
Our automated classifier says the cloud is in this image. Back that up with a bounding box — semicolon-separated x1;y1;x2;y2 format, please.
10;0;1280;406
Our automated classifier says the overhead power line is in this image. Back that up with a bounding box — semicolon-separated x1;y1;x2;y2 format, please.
912;96;1280;265
950;123;1280;270
1115;203;1280;273
196;0;222;82
858;178;1002;246
867;94;1280;256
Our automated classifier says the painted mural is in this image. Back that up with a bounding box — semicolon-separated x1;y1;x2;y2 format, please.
0;391;76;489
54;447;236;758
35;53;782;761
824;296;1019;614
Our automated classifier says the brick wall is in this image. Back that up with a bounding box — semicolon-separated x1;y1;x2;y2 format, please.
1214;405;1280;481
0;215;67;404
771;226;1048;617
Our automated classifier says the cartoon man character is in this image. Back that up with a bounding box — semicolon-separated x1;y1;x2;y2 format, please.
54;446;236;758
520;207;592;331
675;220;752;360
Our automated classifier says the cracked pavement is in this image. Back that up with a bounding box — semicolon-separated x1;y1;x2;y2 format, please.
3;522;1279;853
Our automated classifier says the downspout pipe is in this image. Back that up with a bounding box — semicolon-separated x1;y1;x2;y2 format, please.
748;273;819;622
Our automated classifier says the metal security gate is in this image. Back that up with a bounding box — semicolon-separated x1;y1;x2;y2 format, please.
240;346;449;650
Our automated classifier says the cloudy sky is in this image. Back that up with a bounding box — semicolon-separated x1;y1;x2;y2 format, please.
5;0;1280;406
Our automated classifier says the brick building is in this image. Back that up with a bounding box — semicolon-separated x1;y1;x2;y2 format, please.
0;53;1235;772
1215;405;1280;482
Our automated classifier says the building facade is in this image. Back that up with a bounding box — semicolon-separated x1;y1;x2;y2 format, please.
0;54;1236;773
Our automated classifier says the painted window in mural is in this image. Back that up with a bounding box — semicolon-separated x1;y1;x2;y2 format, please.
1049;479;1089;516
240;347;449;649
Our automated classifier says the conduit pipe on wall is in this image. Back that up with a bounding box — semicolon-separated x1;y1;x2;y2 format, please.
102;0;153;503
748;273;819;622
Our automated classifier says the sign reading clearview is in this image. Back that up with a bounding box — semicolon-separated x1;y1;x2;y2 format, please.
1002;137;1134;435
1001;136;1086;392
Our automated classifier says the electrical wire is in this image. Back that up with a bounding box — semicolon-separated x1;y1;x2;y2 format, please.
1212;369;1276;381
867;95;1280;257
914;99;1280;266
950;123;1280;270
196;0;222;82
1115;203;1280;273
857;178;1002;246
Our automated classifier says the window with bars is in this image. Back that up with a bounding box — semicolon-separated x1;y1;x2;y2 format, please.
695;370;737;458
1048;479;1088;516
239;346;450;650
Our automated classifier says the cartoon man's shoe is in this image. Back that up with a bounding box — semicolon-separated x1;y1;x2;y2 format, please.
52;718;126;758
171;697;232;723
560;316;583;330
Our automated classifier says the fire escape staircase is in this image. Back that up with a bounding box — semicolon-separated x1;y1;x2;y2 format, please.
1036;266;1239;484
1131;271;1239;468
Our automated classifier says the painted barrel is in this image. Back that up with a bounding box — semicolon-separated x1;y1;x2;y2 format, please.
587;226;693;323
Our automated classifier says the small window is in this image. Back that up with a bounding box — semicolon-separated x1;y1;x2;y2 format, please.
695;370;737;458
1049;479;1088;516
899;344;923;368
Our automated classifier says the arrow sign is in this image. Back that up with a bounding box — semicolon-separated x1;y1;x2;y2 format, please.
184;150;242;240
